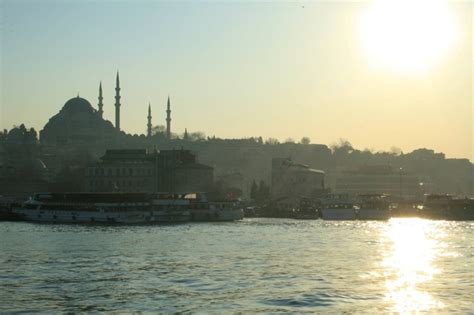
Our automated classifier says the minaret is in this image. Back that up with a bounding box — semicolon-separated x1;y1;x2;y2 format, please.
147;103;152;138
183;128;188;140
115;71;121;131
98;81;104;118
166;95;171;139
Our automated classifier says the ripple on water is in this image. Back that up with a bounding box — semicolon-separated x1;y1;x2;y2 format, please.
263;292;336;308
0;219;473;313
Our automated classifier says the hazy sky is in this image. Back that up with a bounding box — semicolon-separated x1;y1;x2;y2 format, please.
0;0;472;160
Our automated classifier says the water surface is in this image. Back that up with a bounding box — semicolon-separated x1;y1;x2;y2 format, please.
1;218;473;313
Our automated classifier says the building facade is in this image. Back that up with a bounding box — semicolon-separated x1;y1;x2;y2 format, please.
85;149;213;193
271;157;325;199
335;165;422;198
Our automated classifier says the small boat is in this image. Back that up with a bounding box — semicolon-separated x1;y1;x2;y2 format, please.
319;194;356;220
356;194;391;220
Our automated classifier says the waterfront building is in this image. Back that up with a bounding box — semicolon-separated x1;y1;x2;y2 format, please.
216;172;246;199
85;149;213;193
335;165;421;198
271;157;325;199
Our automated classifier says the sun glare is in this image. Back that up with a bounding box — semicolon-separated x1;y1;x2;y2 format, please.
383;219;445;313
359;0;458;73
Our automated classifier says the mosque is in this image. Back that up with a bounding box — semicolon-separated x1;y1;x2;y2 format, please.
39;72;172;146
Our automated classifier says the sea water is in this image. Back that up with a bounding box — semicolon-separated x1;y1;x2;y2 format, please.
1;218;473;313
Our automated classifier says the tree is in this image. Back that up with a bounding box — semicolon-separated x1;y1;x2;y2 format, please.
250;180;258;201
256;180;270;204
330;138;354;154
300;137;311;145
284;138;295;144
390;146;403;156
189;131;206;141
265;137;280;145
151;125;165;135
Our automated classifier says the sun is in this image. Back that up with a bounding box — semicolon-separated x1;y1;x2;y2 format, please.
358;0;458;74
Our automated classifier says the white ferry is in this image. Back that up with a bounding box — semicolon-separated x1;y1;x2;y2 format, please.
13;192;243;224
319;194;356;220
355;194;391;220
13;193;189;224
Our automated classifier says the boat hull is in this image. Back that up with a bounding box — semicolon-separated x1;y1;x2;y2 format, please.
189;209;244;222
12;208;189;224
357;209;390;220
294;213;319;220
419;209;474;221
320;208;356;220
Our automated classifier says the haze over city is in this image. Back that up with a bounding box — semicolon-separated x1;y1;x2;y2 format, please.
2;1;474;314
1;0;472;159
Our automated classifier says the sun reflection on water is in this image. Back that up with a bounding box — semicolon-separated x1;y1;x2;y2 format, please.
383;218;445;313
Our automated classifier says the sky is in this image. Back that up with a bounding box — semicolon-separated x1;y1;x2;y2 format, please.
0;0;472;160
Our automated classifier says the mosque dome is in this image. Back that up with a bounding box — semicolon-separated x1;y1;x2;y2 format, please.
40;95;117;146
61;96;94;114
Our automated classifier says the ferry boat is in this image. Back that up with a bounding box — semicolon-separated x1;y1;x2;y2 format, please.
420;194;474;220
185;193;244;221
12;192;243;224
0;195;25;221
293;197;319;220
355;194;391;220
319;194;356;220
13;193;189;224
